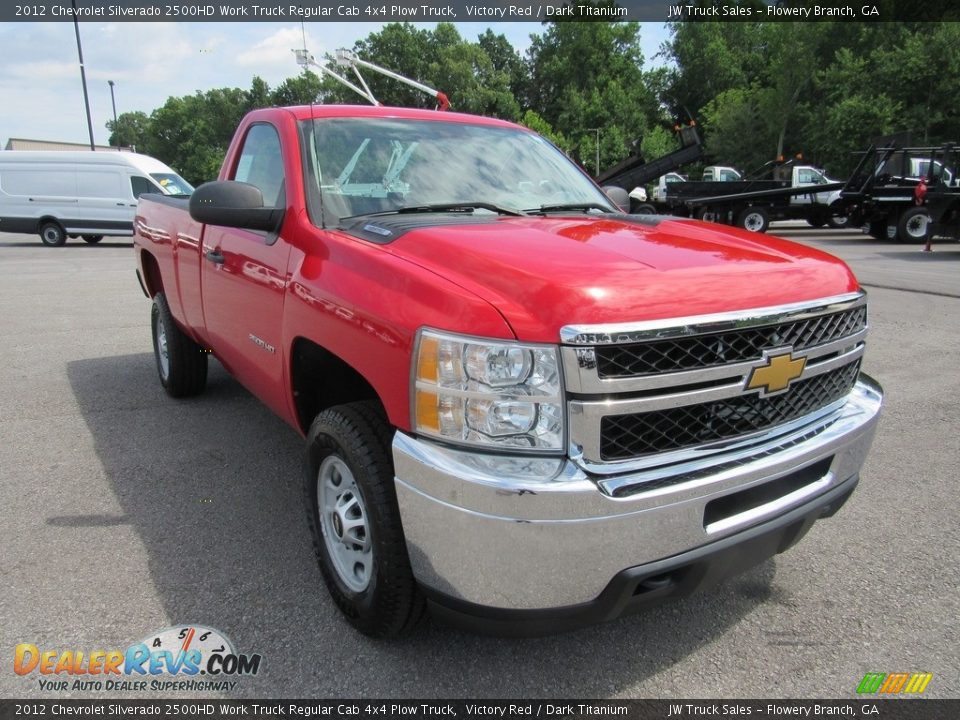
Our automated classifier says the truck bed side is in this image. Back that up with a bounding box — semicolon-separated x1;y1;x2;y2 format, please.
133;193;206;343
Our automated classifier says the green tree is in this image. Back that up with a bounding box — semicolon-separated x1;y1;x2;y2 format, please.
106;110;152;151
519;110;571;153
700;86;768;172
525;8;658;171
662;21;767;121
270;70;325;106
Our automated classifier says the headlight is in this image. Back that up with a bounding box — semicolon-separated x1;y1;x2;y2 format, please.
413;329;564;452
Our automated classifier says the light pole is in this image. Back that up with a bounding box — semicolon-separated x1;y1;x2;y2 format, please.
108;80;118;147
71;0;96;150
586;128;600;176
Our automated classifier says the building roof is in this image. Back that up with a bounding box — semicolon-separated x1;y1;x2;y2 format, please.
3;138;133;152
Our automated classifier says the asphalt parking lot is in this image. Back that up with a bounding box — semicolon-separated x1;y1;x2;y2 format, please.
0;225;957;699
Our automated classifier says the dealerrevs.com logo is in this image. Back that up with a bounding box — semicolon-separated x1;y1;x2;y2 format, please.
14;625;262;692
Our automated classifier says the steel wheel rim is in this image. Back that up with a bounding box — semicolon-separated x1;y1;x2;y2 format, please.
907;213;929;239
42;227;60;244
317;455;372;592
155;314;170;380
744;212;764;231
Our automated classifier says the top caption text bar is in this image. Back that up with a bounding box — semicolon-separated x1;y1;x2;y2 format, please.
5;0;960;23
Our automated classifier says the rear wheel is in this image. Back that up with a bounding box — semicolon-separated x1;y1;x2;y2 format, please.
39;222;66;247
151;291;208;398
736;206;769;233
806;216;826;229
82;235;103;244
897;207;931;244
304;401;425;638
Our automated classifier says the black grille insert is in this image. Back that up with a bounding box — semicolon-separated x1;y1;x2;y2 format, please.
600;361;860;461
596;306;866;378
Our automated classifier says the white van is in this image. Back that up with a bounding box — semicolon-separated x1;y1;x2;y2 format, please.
0;151;193;246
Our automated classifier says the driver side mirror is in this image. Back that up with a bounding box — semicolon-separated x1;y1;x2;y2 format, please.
189;181;283;232
602;185;630;213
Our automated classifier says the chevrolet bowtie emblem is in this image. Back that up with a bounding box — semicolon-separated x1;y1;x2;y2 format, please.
746;350;807;396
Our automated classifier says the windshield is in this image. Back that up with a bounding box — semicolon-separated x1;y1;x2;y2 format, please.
150;172;194;196
301;118;614;226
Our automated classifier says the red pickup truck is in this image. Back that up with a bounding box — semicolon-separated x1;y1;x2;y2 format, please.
134;105;883;638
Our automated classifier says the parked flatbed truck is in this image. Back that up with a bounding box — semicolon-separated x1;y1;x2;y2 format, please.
840;143;958;243
658;160;848;233
134;104;883;637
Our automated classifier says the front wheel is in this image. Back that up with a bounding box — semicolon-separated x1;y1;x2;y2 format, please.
827;201;849;229
304;401;424;638
897;207;931;244
736;206;769;233
151;291;208;397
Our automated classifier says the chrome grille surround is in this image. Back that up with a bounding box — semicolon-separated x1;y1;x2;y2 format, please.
562;292;868;478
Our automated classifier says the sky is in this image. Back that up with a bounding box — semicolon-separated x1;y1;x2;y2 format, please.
0;21;671;148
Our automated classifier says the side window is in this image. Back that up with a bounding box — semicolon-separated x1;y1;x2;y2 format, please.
720;169;738;182
797;169;815;185
233;123;284;207
131;176;155;198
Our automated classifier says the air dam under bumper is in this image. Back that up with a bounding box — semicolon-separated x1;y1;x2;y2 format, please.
393;375;882;634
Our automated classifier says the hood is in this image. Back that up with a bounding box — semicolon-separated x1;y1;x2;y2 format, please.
381;215;859;343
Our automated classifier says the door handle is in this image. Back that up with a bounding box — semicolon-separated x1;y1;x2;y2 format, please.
116;202;126;206
205;249;225;264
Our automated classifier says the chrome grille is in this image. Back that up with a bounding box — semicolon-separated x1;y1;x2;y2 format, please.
596;306;866;378
563;292;870;472
600;361;861;461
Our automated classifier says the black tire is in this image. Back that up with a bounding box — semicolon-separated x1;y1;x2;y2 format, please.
39;222;66;247
304;401;425;638
150;291;208;398
632;203;657;215
867;220;887;241
736;206;769;233
82;235;104;244
827;201;849;229
806;216;826;229
897;207;931;244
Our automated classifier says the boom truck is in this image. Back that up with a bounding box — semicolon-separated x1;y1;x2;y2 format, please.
132;53;883;638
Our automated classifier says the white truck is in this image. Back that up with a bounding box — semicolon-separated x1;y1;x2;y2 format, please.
655;163;847;232
0;151;193;246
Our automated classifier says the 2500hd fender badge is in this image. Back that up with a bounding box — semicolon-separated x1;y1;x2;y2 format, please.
746;349;807;397
248;333;275;354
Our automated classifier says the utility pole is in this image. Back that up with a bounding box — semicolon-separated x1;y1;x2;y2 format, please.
72;0;96;150
108;80;118;147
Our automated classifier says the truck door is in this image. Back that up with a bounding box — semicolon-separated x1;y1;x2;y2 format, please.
199;122;292;417
793;167;823;206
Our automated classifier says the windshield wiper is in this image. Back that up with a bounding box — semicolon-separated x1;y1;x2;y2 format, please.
340;202;526;222
524;203;613;215
395;202;526;216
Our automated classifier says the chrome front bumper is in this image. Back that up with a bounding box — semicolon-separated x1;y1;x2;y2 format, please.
393;376;882;613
